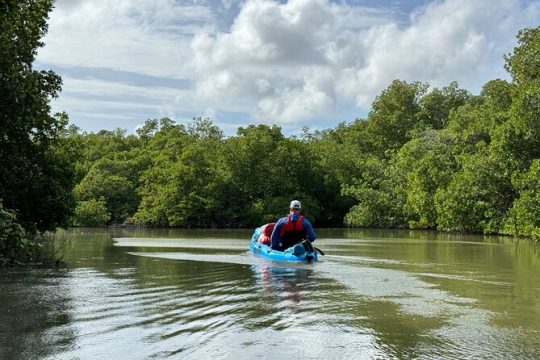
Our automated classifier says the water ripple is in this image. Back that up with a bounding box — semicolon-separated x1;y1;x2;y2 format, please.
2;230;538;360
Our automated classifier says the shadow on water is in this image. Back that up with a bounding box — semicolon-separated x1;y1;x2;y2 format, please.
0;268;77;360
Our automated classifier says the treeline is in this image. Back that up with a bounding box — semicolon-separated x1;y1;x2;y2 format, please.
66;118;351;228
66;27;540;241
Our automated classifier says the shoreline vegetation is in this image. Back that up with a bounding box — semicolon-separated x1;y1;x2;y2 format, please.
1;2;539;264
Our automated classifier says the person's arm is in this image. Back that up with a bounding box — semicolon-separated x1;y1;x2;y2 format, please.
271;218;284;249
303;218;317;242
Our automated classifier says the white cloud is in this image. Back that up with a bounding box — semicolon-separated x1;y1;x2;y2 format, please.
255;67;336;123
187;0;539;122
61;77;179;100
40;0;540;128
336;0;540;107
51;77;193;128
183;0;394;121
40;0;215;78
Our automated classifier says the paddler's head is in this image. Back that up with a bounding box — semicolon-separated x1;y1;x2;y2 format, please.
289;200;301;214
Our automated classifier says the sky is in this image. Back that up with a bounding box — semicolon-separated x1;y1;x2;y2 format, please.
36;0;540;135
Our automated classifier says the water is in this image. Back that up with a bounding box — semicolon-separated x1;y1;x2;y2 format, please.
0;228;538;359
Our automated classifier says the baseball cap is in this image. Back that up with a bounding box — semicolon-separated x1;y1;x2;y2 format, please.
290;200;302;209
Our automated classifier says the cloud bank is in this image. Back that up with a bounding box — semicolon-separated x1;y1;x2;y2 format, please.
38;0;540;131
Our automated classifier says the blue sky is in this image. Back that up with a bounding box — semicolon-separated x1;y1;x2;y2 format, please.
36;0;540;135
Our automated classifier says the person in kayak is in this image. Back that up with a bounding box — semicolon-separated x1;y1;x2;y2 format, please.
270;200;316;251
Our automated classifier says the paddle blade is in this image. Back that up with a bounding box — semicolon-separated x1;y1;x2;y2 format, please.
314;246;325;256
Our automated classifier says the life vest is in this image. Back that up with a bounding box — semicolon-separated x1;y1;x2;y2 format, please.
280;214;305;246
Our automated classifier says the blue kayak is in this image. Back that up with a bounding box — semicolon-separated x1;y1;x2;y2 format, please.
249;227;318;262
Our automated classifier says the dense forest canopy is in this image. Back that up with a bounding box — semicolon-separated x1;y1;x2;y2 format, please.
1;1;539;263
67;27;540;241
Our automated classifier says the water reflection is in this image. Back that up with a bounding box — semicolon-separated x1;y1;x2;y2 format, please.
251;265;312;313
0;228;538;359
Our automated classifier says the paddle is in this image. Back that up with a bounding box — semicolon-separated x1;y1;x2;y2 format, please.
301;240;325;256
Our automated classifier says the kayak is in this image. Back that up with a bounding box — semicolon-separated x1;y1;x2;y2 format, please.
249;227;318;262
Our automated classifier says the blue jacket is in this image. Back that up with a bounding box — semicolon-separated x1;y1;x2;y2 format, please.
270;213;316;250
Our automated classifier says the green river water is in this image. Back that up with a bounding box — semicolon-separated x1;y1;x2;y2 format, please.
0;228;538;359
